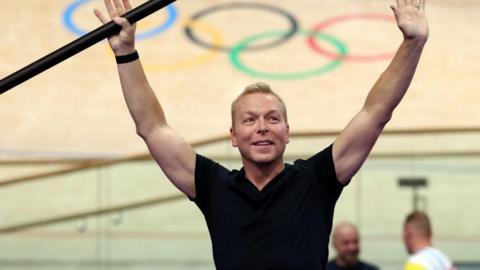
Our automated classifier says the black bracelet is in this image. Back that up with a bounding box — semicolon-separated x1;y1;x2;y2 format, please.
115;51;139;64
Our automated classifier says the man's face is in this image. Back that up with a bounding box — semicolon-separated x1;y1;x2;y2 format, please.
403;224;414;254
230;93;289;167
333;227;360;266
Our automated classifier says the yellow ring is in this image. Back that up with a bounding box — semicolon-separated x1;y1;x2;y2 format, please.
143;19;224;71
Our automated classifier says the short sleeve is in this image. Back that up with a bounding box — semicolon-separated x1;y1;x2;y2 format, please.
404;262;426;270
190;154;222;212
302;144;344;200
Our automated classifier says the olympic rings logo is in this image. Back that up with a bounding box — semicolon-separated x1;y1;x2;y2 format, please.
64;0;178;40
63;1;396;80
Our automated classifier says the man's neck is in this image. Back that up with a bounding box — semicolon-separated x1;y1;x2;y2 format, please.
335;257;358;268
411;239;432;254
243;159;285;191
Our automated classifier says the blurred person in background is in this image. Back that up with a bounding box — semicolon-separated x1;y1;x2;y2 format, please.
326;222;379;270
403;211;456;270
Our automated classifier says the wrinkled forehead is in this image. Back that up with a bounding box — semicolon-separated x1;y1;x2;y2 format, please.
235;93;284;114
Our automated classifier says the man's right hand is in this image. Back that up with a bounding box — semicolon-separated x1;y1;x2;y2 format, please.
93;0;137;56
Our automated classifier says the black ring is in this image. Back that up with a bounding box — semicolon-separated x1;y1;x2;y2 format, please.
184;2;299;52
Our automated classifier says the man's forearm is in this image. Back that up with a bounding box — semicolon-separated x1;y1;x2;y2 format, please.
117;58;167;138
363;37;427;122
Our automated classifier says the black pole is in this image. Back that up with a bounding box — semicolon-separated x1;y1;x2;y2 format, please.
0;0;177;94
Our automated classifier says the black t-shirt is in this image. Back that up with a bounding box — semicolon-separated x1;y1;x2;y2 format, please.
193;144;344;270
325;260;380;270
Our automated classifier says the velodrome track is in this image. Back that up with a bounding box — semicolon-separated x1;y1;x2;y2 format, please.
1;0;479;159
1;1;479;269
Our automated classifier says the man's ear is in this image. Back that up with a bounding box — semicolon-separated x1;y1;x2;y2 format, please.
286;124;290;144
230;127;238;147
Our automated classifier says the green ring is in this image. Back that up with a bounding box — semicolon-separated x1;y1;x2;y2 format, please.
229;30;348;80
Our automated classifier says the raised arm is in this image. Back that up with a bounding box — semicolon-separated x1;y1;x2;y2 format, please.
94;0;196;198
332;0;429;185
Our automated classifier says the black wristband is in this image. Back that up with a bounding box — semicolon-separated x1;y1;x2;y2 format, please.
115;51;139;64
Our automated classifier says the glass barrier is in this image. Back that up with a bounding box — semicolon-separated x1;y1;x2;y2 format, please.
1;130;479;270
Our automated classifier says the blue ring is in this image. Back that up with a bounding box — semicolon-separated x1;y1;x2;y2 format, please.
62;0;178;40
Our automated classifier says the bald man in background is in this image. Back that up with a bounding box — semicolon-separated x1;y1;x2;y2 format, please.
326;222;379;270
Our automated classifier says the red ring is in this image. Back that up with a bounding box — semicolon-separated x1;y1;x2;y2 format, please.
307;13;396;62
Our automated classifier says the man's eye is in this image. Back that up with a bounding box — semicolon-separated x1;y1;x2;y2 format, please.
268;116;279;122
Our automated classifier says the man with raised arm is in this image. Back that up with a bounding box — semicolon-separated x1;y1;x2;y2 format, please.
94;0;428;268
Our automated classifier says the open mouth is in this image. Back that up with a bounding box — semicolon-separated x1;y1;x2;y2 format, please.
252;140;274;146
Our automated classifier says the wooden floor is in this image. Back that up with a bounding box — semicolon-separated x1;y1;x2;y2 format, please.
1;0;479;159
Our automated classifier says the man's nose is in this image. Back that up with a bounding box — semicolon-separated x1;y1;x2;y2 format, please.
256;118;268;133
347;243;359;252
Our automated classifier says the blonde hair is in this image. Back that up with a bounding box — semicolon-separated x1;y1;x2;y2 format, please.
230;82;287;126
